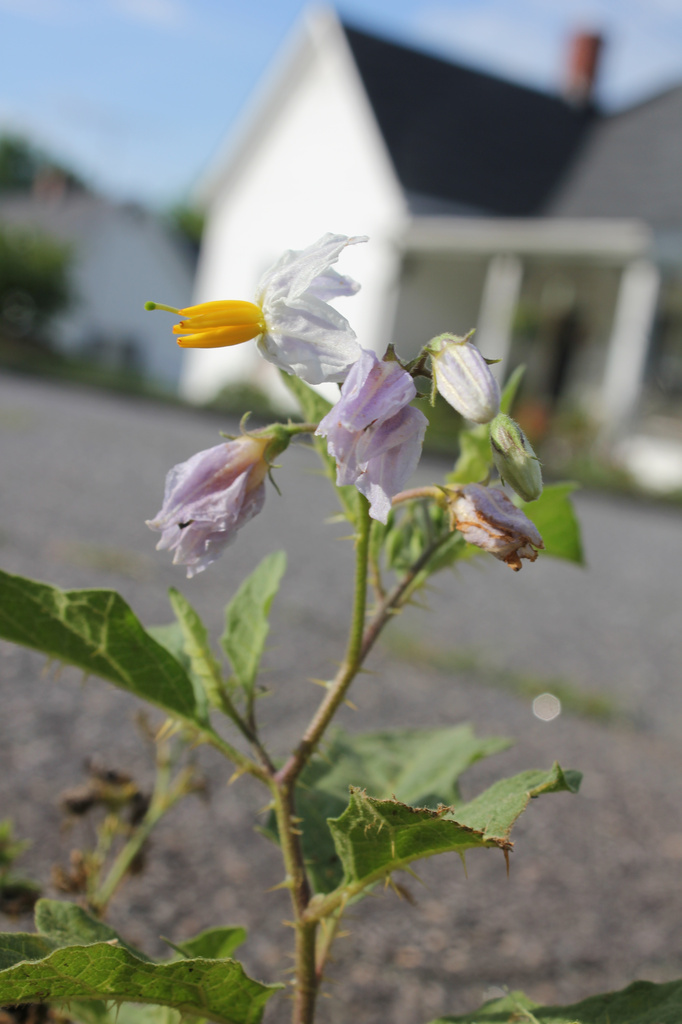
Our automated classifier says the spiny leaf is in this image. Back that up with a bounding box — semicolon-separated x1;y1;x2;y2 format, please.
0;570;199;722
452;763;581;841
328;763;579;894
429;978;682;1023
267;725;511;893
0;943;280;1024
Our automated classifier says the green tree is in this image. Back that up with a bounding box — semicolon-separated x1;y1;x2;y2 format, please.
0;222;71;341
0;134;86;193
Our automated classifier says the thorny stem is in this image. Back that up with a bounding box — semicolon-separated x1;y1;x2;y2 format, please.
270;495;372;1023
359;531;454;663
276;495;372;789
201;726;269;783
270;781;316;1024
314;910;345;984
207;490;451;1022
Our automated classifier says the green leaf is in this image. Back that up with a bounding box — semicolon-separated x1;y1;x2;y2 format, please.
0;943;280;1024
0;900;280;1024
146;621;209;726
221;551;286;700
328;762;579;895
267;726;512;893
171;926;246;961
0;933;54;970
453;763;581;841
0;570;199;723
429;978;682;1023
447;426;491;485
168;589;227;714
35;899;150;960
328;789;500;891
499;364;525;414
279;371;358;524
518;483;584;565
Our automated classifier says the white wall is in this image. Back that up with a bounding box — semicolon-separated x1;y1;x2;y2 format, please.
182;11;406;405
62;207;193;388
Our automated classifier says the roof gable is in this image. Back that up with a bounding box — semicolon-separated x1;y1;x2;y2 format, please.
342;23;596;216
549;84;682;226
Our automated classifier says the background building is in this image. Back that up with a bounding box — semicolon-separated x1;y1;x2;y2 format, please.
187;7;682;486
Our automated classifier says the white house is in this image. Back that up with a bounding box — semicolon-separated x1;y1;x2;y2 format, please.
0;189;195;390
186;7;682;486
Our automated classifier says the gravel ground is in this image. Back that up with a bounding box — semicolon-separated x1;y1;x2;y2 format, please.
2;373;682;1023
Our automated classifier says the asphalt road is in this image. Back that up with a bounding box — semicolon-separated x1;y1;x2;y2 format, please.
2;373;682;1024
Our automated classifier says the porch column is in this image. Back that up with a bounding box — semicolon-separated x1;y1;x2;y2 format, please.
601;259;660;433
475;253;523;378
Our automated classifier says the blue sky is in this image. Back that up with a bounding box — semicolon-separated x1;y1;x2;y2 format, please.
2;0;682;208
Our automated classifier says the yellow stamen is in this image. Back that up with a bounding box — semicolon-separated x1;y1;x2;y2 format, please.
176;324;264;348
178;300;264;324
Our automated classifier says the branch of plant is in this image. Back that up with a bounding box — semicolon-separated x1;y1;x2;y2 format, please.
275;495;372;789
269;781;317;1024
89;746;196;915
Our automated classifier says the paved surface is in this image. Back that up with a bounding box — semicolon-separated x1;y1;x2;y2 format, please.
2;373;682;1023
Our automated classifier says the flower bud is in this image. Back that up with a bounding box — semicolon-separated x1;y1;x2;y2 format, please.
429;333;500;424
489;413;543;502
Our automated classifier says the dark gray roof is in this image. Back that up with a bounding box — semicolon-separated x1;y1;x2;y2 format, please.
547;85;682;226
342;23;596;217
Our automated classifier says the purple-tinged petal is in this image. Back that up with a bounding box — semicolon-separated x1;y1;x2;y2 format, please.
257;233;367;305
306;266;361;301
316;349;427;521
146;436;270;576
448;483;543;570
356;406;428;522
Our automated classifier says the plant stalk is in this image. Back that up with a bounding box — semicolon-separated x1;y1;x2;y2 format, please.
276;495;371;789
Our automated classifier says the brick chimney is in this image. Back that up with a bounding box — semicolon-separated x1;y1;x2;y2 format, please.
565;31;604;105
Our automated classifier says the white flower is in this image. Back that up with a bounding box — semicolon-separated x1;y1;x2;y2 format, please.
146;233;366;386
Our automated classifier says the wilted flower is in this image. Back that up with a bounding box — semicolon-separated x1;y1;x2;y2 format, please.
447;483;544;571
429;333;500;423
146;233;366;386
146;433;280;577
489;413;543;502
316;349;428;522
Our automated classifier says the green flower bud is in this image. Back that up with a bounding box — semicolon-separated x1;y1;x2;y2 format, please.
489;413;543;502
